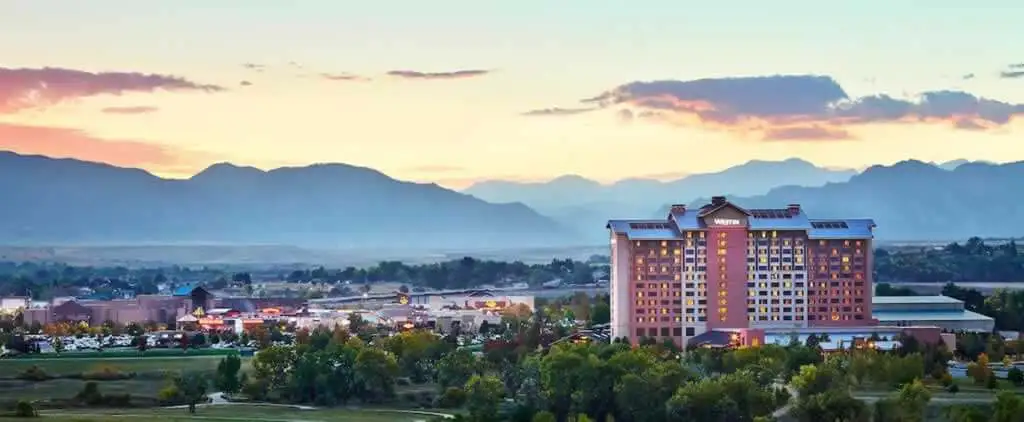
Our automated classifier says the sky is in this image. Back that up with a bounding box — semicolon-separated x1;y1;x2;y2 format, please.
2;0;1023;189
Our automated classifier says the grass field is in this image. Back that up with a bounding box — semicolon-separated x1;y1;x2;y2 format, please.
0;355;253;402
0;355;252;377
39;406;451;421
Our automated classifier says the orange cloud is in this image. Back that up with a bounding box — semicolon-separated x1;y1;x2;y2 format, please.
387;69;490;80
0;122;210;175
0;66;223;114
101;106;158;114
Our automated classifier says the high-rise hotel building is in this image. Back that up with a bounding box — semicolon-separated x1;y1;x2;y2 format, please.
607;196;877;347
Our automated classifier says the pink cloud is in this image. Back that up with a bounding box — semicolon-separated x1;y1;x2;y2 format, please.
0;66;223;114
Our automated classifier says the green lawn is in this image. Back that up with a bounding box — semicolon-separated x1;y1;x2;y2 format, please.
0;355;252;378
38;406;451;422
0;378;166;401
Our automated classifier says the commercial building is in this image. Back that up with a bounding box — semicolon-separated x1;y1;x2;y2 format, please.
872;296;994;332
607;195;876;348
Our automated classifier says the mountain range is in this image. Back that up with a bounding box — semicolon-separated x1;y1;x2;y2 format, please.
664;160;1024;241
0;151;1017;251
464;158;859;239
0;152;572;250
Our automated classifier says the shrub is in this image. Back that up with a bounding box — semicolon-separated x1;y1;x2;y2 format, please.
17;366;50;381
401;392;418;403
82;365;133;381
395;377;412;386
986;374;998;389
158;385;181;404
1008;367;1024;386
14;400;37;418
940;371;954;387
948;384;960;394
76;381;103;405
532;411;557;422
436;387;467;408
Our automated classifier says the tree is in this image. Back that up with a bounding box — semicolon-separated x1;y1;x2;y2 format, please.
252;345;295;393
354;348;399;403
437;349;479;389
967;353;992;385
465;375;504;422
590;301;610;326
214;354;243;394
174;371;209;414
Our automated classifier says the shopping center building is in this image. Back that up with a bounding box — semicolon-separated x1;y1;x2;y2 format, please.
607;195;878;348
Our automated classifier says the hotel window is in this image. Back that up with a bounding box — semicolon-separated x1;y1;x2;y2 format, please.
637;292;644;297
719;232;727;239
761;231;767;238
674;249;681;256
661;240;667;247
699;232;705;239
819;240;826;246
844;240;850;247
661;249;668;256
841;256;850;263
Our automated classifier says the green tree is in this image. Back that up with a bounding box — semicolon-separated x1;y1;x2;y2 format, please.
354;348;399;403
437;349;479;389
1010;367;1024;386
214;354;242;394
174;371;209;414
465;375;504;422
252;345;295;394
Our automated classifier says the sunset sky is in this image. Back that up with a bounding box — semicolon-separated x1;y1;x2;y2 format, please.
2;1;1023;188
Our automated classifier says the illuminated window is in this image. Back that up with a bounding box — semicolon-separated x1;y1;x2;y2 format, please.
661;249;668;256
699;232;705;239
844;240;850;247
831;314;840;321
759;257;768;264
719;299;728;305
637;292;643;297
661;308;667;314
686;299;695;306
718;307;728;314
649;317;656;322
636;317;643;322
819;240;826;246
674;249;681;256
771;231;777;238
661;240;667;247
675;316;682;322
718;239;728;247
841;256;850;263
761;231;767;238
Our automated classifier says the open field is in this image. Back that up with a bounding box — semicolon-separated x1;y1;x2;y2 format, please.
0;355;252;378
0;378;166;401
38;406;452;422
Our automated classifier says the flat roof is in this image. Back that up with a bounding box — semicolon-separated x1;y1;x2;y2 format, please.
872;295;963;305
874;310;993;322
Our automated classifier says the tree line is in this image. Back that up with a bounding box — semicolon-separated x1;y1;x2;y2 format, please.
875;237;1022;283
0;257;607;300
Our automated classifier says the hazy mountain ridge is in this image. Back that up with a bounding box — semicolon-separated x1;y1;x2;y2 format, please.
466;158;858;242
0;152;574;249
670;160;1024;241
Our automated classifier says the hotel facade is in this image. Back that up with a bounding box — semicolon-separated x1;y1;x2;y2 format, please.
607;196;878;348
